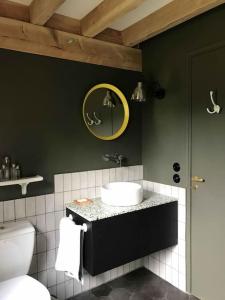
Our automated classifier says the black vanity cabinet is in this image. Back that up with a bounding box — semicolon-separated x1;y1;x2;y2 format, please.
66;201;178;276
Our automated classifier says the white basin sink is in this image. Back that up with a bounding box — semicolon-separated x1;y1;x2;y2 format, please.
101;182;143;207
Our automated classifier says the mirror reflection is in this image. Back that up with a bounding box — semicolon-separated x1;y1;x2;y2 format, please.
83;84;129;140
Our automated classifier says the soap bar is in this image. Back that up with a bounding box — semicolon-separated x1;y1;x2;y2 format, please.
73;198;93;206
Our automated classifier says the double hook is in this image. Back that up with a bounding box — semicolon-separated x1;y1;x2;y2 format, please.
86;112;102;126
207;90;221;114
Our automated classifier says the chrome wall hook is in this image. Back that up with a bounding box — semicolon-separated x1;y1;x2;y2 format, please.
86;113;94;126
93;112;102;125
207;90;221;114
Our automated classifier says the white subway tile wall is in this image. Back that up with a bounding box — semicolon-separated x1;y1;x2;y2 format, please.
142;180;186;292
0;165;145;300
0;168;186;299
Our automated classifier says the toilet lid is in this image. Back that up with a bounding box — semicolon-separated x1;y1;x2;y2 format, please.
0;275;51;300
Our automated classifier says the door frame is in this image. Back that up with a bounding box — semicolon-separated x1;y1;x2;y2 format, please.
186;40;225;294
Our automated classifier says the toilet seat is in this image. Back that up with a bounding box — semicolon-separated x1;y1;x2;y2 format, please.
0;275;51;300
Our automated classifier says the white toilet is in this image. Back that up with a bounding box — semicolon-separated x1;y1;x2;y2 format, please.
0;220;51;300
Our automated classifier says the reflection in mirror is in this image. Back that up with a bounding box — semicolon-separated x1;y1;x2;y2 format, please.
83;84;129;140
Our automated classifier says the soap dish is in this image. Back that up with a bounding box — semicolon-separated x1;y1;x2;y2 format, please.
73;198;93;206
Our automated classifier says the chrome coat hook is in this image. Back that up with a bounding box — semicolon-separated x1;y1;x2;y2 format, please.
207;90;221;114
93;112;102;125
86;113;94;126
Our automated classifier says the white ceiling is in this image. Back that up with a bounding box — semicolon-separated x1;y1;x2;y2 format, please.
12;0;32;5
111;0;172;30
56;0;104;20
12;0;173;31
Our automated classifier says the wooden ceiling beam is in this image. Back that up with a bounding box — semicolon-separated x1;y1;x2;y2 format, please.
46;13;81;35
122;0;225;46
0;17;142;71
46;14;123;44
96;28;123;45
0;0;123;44
29;0;66;25
81;0;144;37
0;0;30;22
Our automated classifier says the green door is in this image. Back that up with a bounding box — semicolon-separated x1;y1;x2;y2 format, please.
191;45;225;300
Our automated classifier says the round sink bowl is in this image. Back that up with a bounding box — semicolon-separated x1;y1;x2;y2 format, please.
101;182;143;207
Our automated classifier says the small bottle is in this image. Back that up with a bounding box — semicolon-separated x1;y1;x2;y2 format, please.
3;156;11;180
11;163;17;180
4;156;10;165
0;168;3;181
2;164;9;180
15;165;21;179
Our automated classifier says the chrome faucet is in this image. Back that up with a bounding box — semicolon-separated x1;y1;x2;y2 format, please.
102;153;126;167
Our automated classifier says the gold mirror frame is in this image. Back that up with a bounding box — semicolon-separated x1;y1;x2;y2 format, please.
83;83;129;140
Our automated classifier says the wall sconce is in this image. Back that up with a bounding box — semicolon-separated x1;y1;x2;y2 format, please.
102;91;116;108
131;81;165;102
131;82;146;102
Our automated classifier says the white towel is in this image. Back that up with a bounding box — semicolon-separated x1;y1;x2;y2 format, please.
55;217;84;282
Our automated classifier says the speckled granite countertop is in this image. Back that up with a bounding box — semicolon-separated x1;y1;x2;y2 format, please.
66;191;177;222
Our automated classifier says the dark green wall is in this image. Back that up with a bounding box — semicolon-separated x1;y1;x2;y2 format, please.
0;50;142;200
142;4;225;187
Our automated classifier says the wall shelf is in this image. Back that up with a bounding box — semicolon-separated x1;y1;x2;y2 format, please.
0;175;43;195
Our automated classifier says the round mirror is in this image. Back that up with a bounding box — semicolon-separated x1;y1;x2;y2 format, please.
83;83;129;140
